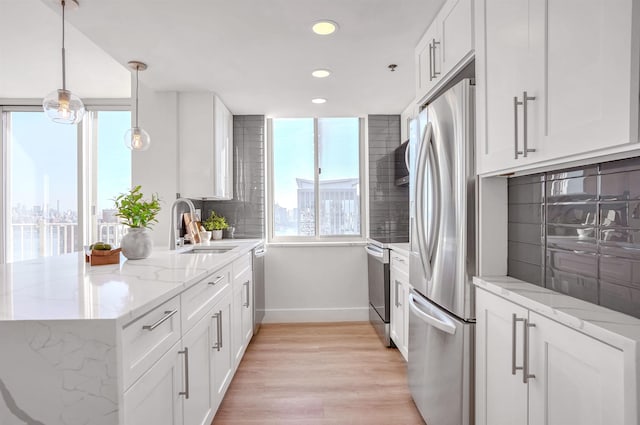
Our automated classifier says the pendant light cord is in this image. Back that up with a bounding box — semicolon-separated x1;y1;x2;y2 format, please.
61;0;66;91
135;66;139;127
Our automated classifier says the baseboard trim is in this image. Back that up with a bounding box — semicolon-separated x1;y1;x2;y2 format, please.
262;307;369;323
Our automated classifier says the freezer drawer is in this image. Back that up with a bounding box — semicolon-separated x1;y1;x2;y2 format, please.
408;289;474;425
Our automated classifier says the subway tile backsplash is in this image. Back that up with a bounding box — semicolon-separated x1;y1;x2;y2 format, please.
202;115;265;239
507;156;640;318
368;115;409;242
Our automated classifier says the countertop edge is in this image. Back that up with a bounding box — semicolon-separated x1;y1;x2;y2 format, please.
473;275;640;348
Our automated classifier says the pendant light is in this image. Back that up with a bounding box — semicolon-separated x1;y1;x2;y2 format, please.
42;0;85;125
124;61;151;151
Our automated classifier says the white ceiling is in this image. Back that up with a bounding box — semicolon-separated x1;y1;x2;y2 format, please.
3;0;445;116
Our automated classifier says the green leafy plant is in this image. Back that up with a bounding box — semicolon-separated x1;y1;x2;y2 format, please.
113;186;161;228
203;211;228;231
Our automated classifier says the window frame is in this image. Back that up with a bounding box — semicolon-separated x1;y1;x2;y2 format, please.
267;117;367;244
0;100;130;263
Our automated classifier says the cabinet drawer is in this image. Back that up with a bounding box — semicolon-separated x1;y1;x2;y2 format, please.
390;252;409;275
233;252;252;281
181;265;231;333
122;296;181;389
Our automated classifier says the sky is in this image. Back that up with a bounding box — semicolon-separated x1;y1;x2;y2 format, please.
273;117;360;209
9;110;131;216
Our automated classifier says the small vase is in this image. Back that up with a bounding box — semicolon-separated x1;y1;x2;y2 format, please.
212;230;223;240
121;227;153;260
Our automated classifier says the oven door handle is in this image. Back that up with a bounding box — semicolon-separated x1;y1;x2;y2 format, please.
365;246;384;258
409;291;456;335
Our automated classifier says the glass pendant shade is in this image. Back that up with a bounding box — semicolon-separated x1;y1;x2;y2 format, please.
124;127;151;151
43;89;85;124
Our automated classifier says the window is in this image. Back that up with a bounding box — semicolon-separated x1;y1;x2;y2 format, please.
1;107;131;263
269;117;363;241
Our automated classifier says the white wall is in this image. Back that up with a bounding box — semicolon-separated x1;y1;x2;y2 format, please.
131;82;179;247
264;245;369;322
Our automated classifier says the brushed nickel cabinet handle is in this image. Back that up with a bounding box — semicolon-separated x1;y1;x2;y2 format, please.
178;347;190;399
243;281;250;308
212;311;222;351
432;38;441;77
523;319;536;383
522;91;537;157
514;96;523;159
208;275;224;285
142;309;178;331
428;42;434;81
395;280;401;308
512;314;525;375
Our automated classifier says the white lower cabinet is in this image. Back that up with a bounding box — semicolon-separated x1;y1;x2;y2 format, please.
232;253;253;368
211;289;234;411
390;250;410;361
124;254;255;425
476;288;626;425
182;313;215;425
124;341;183;425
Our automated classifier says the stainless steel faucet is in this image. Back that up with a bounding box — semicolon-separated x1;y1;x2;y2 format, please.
169;198;196;250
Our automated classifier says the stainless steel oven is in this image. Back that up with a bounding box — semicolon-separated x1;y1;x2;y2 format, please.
366;241;392;347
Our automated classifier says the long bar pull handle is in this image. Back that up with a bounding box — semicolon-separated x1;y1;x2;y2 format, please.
512;314;525;375
428;42;434;81
395;280;400;308
523;319;536;383
178;347;190;399
522;91;537;157
432;39;441;77
514;96;523;159
243;280;250;308
212;312;222;351
142;309;178;331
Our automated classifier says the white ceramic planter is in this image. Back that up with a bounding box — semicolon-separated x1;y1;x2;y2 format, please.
120;227;153;259
212;229;223;240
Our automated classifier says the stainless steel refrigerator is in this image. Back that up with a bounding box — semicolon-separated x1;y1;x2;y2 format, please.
408;78;476;425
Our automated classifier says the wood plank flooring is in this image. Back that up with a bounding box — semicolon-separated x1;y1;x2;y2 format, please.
212;322;426;425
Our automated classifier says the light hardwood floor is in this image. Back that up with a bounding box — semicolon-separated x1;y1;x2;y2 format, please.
212;322;426;425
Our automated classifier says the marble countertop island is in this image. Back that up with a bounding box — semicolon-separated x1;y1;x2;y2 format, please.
0;239;262;325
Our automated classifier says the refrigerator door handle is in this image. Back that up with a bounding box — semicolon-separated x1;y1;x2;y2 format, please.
426;137;441;263
409;291;456;335
415;123;433;281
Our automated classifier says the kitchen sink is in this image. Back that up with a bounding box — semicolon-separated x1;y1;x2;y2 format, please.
181;246;235;254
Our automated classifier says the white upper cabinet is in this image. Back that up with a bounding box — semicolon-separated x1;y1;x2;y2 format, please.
415;0;474;104
476;0;640;175
178;93;233;200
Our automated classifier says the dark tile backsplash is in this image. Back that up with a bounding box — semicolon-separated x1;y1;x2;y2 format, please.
368;115;409;241
507;156;640;318
201;115;265;239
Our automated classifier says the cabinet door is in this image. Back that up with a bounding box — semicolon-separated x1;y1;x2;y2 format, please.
390;270;404;353
415;23;440;102
212;96;233;200
439;0;474;77
124;342;183;425
182;314;214;425
476;0;533;174
527;0;638;161
476;289;528;425
241;273;253;346
528;312;624;425
211;290;234;411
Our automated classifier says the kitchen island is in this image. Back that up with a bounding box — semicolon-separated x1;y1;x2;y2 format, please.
0;239;262;425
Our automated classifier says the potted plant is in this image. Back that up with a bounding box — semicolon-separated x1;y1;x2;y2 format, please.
203;211;228;240
114;185;161;259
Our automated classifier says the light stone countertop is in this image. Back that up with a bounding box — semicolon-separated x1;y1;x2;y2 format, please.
0;239;262;324
473;275;640;349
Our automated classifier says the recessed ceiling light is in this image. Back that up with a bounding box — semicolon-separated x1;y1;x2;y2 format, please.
312;21;338;35
312;69;332;78
311;98;327;104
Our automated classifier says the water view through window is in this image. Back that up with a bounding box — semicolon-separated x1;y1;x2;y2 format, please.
5;110;131;262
